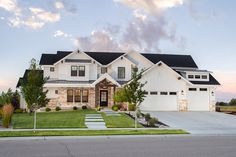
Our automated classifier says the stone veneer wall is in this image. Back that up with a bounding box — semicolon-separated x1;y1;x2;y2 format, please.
209;101;216;111
47;87;95;109
178;100;188;111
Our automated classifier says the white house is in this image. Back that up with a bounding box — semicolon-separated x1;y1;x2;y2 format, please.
17;50;220;111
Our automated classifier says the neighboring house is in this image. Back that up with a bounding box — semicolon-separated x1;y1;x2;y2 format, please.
17;50;220;111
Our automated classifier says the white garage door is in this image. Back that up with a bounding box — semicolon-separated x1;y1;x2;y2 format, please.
187;88;209;111
141;92;178;111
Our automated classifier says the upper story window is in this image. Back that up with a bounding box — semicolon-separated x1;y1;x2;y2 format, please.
189;88;197;91
118;67;125;79
71;66;77;76
71;66;85;77
79;66;85;77
202;75;207;79
188;75;194;79
195;75;201;79
101;67;107;74
50;67;55;72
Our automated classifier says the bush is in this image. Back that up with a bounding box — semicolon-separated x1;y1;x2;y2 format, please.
82;105;87;110
73;106;78;110
96;107;101;111
112;105;119;111
2;104;14;128
136;109;142;118
128;103;136;111
55;106;61;111
45;107;51;112
148;117;158;127
14;108;23;113
144;113;151;122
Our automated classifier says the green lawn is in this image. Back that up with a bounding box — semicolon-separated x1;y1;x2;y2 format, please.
216;106;236;112
0;130;188;137
103;113;143;128
12;109;97;129
12;110;142;129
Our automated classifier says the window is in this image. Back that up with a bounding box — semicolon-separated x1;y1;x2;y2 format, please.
144;91;148;95
50;67;55;72
195;75;201;79
101;67;107;74
82;90;88;102
79;66;85;76
55;90;58;94
160;92;168;95
200;88;207;91
74;90;81;102
150;91;158;95
202;75;207;79
118;67;125;79
71;66;77;76
189;88;197;91
169;92;177;95
188;75;194;79
67;89;73;102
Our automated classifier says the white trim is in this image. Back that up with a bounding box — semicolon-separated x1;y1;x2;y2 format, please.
125;50;154;65
105;52;128;67
91;73;121;87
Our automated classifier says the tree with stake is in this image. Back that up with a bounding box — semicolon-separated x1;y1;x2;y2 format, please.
21;59;49;131
124;68;146;128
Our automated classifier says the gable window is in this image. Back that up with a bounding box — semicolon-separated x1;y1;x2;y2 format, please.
118;67;125;79
55;90;58;94
189;88;197;91
71;66;77;76
200;88;207;91
150;91;158;95
101;67;107;74
50;67;55;72
188;75;194;79
74;89;81;102
79;66;85;76
160;92;168;95
67;89;73;102
82;90;88;102
202;75;207;79
195;75;201;79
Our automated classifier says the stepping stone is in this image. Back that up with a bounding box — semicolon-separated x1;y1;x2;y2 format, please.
85;119;104;122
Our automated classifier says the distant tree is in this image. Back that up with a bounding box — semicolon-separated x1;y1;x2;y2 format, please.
216;102;228;106
11;90;20;109
229;99;236;106
0;89;14;107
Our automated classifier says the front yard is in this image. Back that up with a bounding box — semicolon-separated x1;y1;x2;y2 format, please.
12;109;143;129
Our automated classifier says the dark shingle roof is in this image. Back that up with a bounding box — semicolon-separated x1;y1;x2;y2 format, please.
141;53;198;68
84;52;125;65
39;51;72;65
16;70;43;87
190;74;220;85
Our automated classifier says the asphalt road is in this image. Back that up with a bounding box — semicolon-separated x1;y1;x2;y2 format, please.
0;135;236;157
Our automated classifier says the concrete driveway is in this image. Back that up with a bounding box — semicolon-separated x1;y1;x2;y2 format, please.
148;111;236;134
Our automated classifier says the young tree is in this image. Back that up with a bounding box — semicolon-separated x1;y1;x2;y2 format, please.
123;68;146;128
21;58;49;130
0;88;14;107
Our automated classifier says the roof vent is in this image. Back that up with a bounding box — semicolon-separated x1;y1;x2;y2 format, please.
121;57;123;60
178;77;181;80
158;63;162;66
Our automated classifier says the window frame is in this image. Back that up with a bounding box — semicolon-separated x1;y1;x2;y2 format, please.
169;92;177;95
150;91;158;95
160;92;168;95
202;75;208;79
78;66;85;77
50;67;55;72
195;75;201;79
200;88;207;91
67;89;74;102
118;67;125;79
71;66;78;77
188;75;194;79
74;89;81;102
189;88;197;91
101;67;107;74
82;90;88;102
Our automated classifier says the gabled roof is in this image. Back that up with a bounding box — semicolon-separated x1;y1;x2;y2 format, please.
84;52;125;65
190;74;220;85
39;51;72;65
141;53;198;68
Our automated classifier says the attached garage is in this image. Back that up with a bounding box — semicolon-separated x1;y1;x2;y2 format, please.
187;88;210;111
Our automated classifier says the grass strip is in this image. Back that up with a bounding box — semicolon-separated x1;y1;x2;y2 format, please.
0;130;188;137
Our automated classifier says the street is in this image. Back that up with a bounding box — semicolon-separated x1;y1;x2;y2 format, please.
0;135;236;157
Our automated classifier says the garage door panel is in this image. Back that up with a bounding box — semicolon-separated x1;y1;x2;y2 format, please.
188;91;209;111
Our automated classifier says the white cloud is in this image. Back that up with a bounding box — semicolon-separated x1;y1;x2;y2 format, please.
0;0;21;15
55;1;64;9
0;17;5;20
116;0;184;15
54;30;69;38
8;16;45;29
29;7;60;23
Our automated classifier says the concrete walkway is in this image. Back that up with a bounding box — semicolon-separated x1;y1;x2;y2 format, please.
85;114;107;129
101;109;121;116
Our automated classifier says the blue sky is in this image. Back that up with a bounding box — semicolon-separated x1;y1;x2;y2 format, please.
0;0;236;102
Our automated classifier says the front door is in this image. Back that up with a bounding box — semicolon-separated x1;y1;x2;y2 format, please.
100;90;108;107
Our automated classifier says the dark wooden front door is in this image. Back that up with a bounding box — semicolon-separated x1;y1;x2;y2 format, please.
100;90;108;107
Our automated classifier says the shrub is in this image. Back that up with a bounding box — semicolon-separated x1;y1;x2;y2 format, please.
2;104;14;128
14;108;23;113
136;109;142;118
82;105;87;110
148;117;158;127
45;107;51;112
112;105;119;111
96;107;101;111
128;103;136;111
73;106;78;110
144;113;151;122
55;106;61;111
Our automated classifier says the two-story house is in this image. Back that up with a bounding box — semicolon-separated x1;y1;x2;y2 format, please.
17;50;220;111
